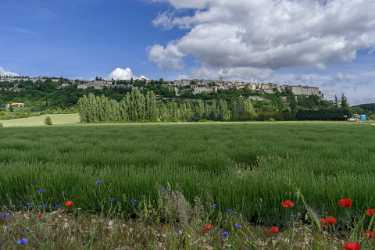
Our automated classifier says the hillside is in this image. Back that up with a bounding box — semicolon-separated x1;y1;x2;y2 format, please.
353;103;375;112
0;77;350;121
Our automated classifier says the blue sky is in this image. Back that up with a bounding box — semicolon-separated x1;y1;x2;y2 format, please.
1;0;375;104
0;0;180;79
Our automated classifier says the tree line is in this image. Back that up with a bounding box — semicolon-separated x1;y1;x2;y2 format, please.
78;89;257;123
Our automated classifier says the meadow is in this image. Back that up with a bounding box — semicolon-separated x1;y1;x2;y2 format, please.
0;114;80;127
0;122;374;227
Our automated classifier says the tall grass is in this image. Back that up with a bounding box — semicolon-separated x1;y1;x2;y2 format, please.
0;123;374;224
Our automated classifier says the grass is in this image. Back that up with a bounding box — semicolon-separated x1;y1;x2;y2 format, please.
0;122;374;226
0;189;374;249
0;114;80;127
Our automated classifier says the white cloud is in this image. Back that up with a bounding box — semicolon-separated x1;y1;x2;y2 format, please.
150;0;375;70
150;0;375;104
188;66;273;82
0;67;18;77
107;67;148;81
149;43;184;69
151;0;208;9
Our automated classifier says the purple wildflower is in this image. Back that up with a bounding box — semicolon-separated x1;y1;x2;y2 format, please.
0;212;12;222
221;231;230;239
234;223;241;229
16;238;28;245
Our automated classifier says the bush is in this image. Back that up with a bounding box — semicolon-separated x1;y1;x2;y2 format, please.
296;109;348;121
44;116;53;126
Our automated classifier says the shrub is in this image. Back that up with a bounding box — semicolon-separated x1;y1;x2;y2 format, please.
44;116;53;126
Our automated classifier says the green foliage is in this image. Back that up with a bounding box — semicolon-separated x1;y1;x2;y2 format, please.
78;90;259;123
355;103;375;113
231;96;257;121
296;109;348;120
341;94;351;114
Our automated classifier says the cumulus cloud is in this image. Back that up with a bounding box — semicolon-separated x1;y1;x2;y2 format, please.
149;0;375;103
0;67;18;77
188;66;273;82
150;0;375;70
107;67;148;81
149;44;185;69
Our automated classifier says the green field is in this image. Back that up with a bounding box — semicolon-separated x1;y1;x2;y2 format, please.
0;122;374;224
0;114;80;127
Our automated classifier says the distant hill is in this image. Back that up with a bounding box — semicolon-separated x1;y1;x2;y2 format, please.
353;103;375;112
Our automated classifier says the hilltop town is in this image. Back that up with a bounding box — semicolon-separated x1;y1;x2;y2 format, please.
0;75;322;97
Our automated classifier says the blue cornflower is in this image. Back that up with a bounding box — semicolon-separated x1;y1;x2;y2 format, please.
95;179;103;186
0;212;12;221
36;188;46;194
16;238;28;245
234;223;241;229
221;231;230;239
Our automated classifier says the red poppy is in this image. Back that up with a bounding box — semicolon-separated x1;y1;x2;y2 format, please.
64;200;74;208
320;216;337;225
343;242;361;250
37;213;43;220
365;230;375;239
338;198;353;208
281;200;295;209
366;208;375;217
269;226;280;234
202;223;214;234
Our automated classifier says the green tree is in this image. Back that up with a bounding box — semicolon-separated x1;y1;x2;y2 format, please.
340;94;350;114
195;100;205;120
145;91;158;121
218;99;231;121
232;97;257;121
